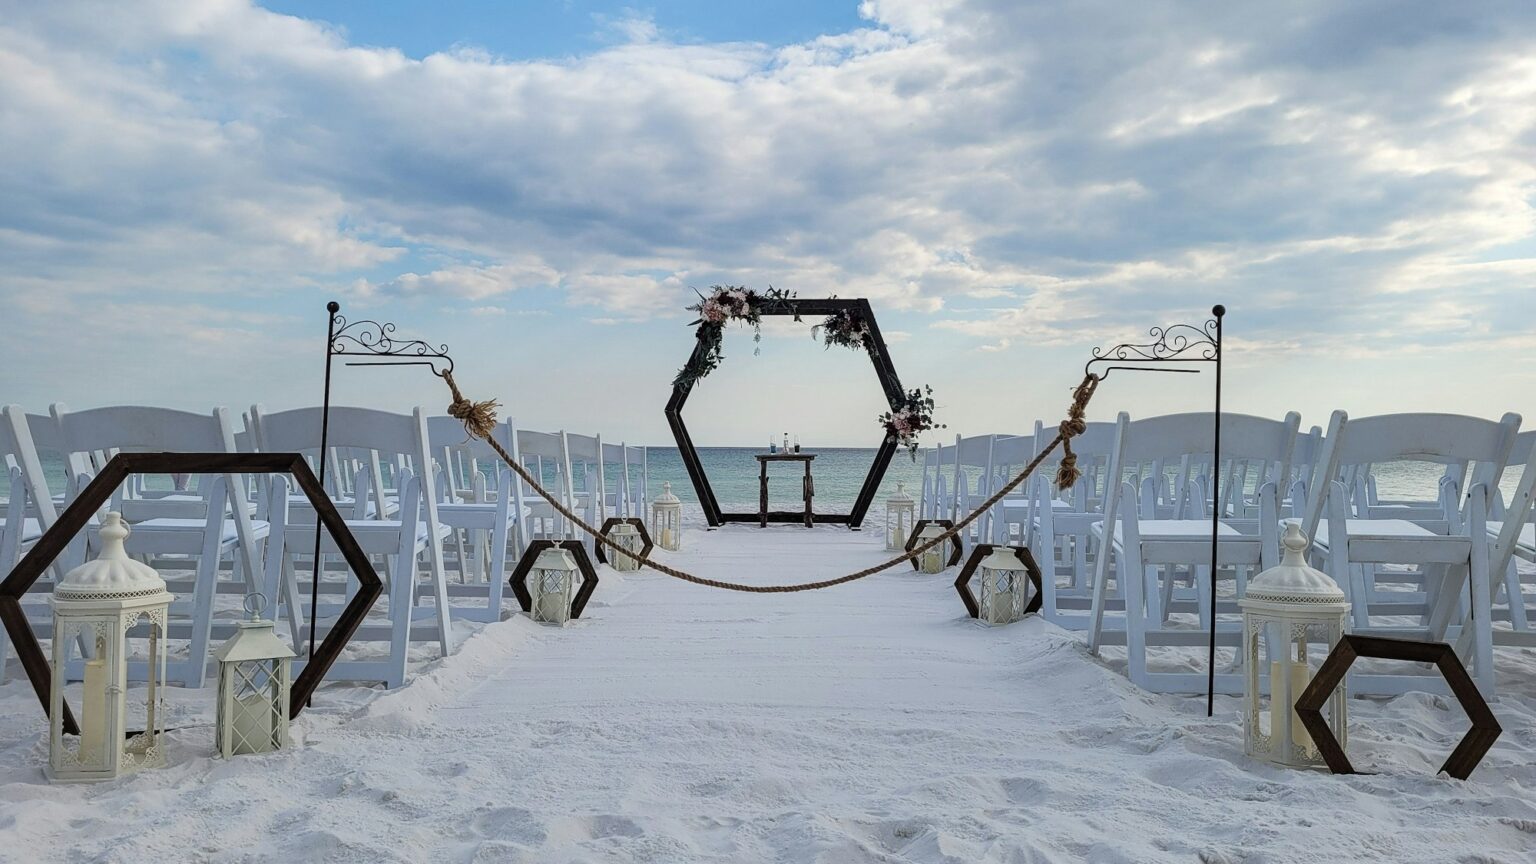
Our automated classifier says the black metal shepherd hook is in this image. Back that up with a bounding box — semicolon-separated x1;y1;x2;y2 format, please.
311;301;454;700
1085;304;1225;717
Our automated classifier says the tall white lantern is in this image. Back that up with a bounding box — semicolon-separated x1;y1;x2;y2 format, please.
1240;524;1349;768
607;523;643;572
650;482;683;551
529;546;579;624
48;512;172;783
978;546;1029;625
215;594;294;758
885;483;916;551
914;523;949;574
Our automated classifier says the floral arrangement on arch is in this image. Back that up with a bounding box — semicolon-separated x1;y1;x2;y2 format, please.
880;386;945;460
811;308;873;350
673;285;795;389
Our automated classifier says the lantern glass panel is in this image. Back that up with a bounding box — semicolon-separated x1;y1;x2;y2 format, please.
225;659;284;754
1244;617;1345;766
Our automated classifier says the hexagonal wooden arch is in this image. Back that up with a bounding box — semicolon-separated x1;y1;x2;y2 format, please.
1295;634;1502;781
593;517;654;567
509;540;600;619
905;519;964;571
954;544;1043;619
0;452;383;733
666;298;905;529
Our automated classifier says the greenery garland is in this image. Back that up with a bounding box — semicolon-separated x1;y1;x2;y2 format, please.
673;287;943;456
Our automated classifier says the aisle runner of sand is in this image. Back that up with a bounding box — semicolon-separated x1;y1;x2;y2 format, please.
0;525;1533;863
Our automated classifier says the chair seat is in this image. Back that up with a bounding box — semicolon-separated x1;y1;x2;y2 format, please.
131;518;270;544
1488;522;1536;551
0;517;43;542
1105;519;1246;542
1314;519;1443;544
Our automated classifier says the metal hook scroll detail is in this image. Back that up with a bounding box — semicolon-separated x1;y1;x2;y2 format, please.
1084;312;1221;381
330;312;455;376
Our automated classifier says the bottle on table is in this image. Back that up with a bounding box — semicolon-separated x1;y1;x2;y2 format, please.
769;436;776;454
793;435;800;453
783;432;790;453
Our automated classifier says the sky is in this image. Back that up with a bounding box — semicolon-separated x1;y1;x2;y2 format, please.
0;0;1533;446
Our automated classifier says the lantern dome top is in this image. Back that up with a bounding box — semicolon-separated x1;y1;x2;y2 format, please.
886;482;914;505
653;482;681;506
980;545;1020;572
55;512;170;602
1242;524;1347;608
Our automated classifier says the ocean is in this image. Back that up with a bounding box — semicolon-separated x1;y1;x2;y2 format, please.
20;448;1510;513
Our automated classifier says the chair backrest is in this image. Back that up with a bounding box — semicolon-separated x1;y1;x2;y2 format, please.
1303;411;1522;540
1;406;58;531
951;434;995;505
253;405;436;522
49;403;262;576
1106;411;1300;519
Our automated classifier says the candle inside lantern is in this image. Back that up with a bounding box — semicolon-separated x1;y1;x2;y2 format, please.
660;527;674;549
80;657;107;764
1269;661;1313;750
232;692;274;753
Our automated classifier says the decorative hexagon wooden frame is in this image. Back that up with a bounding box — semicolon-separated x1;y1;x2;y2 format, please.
905;519;963;571
954;544;1043;620
1295;634;1502;781
509;540;600;620
593;517;654;567
666;298;904;528
0;452;383;733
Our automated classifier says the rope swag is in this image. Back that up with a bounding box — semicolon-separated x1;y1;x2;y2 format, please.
442;368;1101;593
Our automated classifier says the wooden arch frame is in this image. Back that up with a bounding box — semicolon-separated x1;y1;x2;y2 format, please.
666;298;904;529
0;452;383;732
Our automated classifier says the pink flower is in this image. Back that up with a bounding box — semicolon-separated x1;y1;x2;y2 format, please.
701;299;727;322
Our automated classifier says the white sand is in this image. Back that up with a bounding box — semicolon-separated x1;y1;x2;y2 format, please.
1;522;1534;863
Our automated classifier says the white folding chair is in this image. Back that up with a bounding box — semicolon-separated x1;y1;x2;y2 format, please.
426;416;516;623
254;406;454;688
50;404;270;687
1489;431;1536;645
1031;421;1118;629
1087;411;1299;694
1301;411;1521;696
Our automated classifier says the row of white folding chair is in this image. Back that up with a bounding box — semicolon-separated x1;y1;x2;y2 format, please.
425;416;516;623
1084;411;1299;694
253;405;453;689
1299;411;1522;697
920;442;952;519
602;441;649;520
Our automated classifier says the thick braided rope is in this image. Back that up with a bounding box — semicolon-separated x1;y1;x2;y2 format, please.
441;370;1099;593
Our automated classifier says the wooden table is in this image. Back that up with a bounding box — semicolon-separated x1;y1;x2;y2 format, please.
754;453;816;528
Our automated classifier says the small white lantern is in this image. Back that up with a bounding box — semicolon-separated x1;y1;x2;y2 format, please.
885;483;916;551
914;523;949;574
607;523;643;572
48;512;172;783
1240;524;1350;768
215;594;294;758
650;482;683;551
978;547;1029;625
529;546;580;624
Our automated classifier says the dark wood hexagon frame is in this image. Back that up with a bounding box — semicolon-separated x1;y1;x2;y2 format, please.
666;298;904;529
905;519;963;571
509;540;600;620
0;452;383;733
593;517;654;567
954;544;1043;620
1295;634;1502;781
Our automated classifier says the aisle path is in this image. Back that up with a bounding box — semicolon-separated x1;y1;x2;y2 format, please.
2;526;1533;863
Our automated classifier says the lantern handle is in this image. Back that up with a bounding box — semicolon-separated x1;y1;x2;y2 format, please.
244;592;268;620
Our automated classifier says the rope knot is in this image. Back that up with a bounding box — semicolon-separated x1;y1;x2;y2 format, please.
442;371;501;439
1053;372;1100;491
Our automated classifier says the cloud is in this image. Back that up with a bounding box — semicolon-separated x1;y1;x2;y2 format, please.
0;0;1533;364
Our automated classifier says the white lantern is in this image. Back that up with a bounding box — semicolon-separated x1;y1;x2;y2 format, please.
978;546;1029;625
48;512;172;783
915;523;949;574
214;594;294;758
885;482;916;551
607;523;643;572
529;546;579;624
1240;524;1349;768
650;482;683;551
